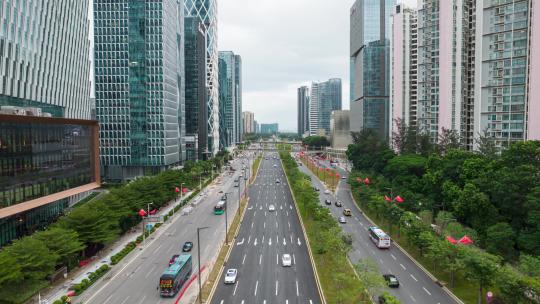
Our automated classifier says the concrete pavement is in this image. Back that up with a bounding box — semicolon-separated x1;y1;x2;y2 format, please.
211;152;320;304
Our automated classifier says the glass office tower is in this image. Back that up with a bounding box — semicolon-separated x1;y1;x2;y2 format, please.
218;52;236;149
185;0;219;155
94;0;186;181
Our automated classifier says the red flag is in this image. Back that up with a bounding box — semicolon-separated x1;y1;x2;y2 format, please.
335;173;340;178
356;177;363;184
364;178;370;185
175;187;180;193
446;236;458;244
326;168;331;172
149;209;157;215
138;209;147;217
458;235;473;245
182;187;188;194
395;196;404;203
384;195;392;202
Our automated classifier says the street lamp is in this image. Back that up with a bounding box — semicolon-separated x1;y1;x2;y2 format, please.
143;202;153;248
223;192;233;245
197;226;209;304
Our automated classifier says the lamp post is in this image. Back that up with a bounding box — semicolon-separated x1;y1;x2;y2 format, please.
143;202;153;247
223;192;232;245
197;226;209;304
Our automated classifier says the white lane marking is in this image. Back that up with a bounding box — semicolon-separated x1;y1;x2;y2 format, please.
293;254;296;265
152;244;162;254
297;238;301;246
254;280;259;296
276;235;279;243
280;205;283;210
219;300;224;304
290;235;293;243
290;205;292;209
390;254;396;260
260;206;262;210
286;211;289;216
310;301;313;304
379;259;384;264
265;211;267;217
259;254;262;265
359;222;364;226
400;263;406;270
410;295;417;302
119;296;130;304
144;265;156;278
276;221;278;228
288;221;291;230
242;254;246;264
423;287;432;296
236;238;244;245
283;238;286;245
411;274;418;282
137;295;146;304
275;280;279;295
264;222;266;228
241;300;245;304
248;235;251;244
296;280;299;296
103;294;113;304
262;235;265;243
286;300;289;304
276;253;278;265
269;238;272;246
233;281;239;295
252;220;255;227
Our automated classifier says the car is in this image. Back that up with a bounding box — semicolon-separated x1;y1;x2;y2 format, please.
221;195;228;201
244;176;248;180
338;216;347;224
335;201;343;207
343;208;352;216
269;204;276;211
341;176;347;179
383;274;400;288
273;164;277;167
276;179;280;183
282;254;292;267
324;199;331;205
324;189;331;194
169;254;180;266
182;241;193;252
224;269;238;284
313;187;320;192
234;177;239;182
234;182;239;187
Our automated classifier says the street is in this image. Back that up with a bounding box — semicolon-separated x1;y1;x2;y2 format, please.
298;154;458;304
211;152;321;304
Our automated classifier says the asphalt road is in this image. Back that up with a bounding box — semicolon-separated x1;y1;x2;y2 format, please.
211;152;320;304
298;154;457;304
79;153;253;304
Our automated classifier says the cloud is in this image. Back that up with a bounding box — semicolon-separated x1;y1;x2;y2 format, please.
219;0;354;131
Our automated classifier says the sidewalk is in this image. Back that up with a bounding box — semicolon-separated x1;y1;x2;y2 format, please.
34;184;207;304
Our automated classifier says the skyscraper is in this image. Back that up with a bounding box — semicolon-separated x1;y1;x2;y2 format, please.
261;123;279;134
218;52;236;148
184;0;219;155
94;0;186;181
243;111;255;134
350;0;393;139
0;0;99;246
234;55;243;143
297;86;310;136
309;79;342;136
185;16;208;161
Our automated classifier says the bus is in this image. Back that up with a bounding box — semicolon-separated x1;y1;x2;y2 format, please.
214;200;226;215
368;226;391;248
159;254;192;297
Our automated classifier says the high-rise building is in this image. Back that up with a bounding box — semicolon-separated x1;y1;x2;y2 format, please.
474;0;540;148
330;110;353;149
389;4;418;144
94;0;186;181
297;86;310;136
243;111;255;134
185;0;219;155
185;16;208;161
350;0;393;139
261;123;279;134
218;51;237;148
254;120;260;133
309;79;342;136
234;55;243;143
0;0;99;246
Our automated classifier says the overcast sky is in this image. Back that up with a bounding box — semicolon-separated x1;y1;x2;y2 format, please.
219;0;416;132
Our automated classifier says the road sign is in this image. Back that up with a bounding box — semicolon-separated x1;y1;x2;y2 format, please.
146;215;162;223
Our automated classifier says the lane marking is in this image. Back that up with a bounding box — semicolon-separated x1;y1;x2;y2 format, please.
264;222;266;228
410;274;418;282
248;235;251;244
400;263;406;270
220;301;224;304
410;295;417;302
288;221;291;230
236;238;244;245
144;265;156;278
293;254;296;265
103;294;113;304
296;280;299;296
254;280;259;296
390;254;396;260
283;238;286;246
233;280;239;295
137;295;146;304
262;235;265;243
259;254;262;265
269;238;272;246
276;221;278;228
119;296;130;304
276;253;278;265
423;287;432;296
290;235;293;243
297;238;301;246
275;280;279;296
242;254;246;264
153;244;162;254
254;238;258;246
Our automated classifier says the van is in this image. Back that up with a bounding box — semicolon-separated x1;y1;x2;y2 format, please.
343;209;352;216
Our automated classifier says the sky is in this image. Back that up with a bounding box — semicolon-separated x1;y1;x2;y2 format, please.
219;0;417;132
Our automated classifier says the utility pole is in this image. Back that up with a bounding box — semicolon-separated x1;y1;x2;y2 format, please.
197;227;209;304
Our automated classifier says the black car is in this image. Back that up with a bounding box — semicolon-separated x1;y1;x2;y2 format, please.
314;187;320;192
383;274;399;287
335;201;343;207
182;241;194;252
324;199;332;205
221;195;228;201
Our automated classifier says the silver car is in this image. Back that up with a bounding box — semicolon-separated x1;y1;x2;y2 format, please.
282;254;292;267
224;268;238;284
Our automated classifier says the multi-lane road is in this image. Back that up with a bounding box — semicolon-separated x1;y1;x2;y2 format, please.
211;152;321;304
78;154;252;304
299;154;458;304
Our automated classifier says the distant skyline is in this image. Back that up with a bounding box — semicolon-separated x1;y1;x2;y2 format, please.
219;0;416;131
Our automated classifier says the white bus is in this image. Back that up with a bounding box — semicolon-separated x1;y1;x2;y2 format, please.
368;226;391;248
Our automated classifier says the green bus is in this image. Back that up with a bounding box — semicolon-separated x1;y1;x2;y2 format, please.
159;254;192;297
214;200;226;215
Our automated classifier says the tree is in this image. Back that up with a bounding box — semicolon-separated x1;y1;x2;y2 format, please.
416;231;436;256
475;129;499;158
460;246;502;304
34;227;85;268
0;250;22;286
348;129;395;173
454;183;498;235
518;186;540;255
437;127;462;155
5;237;58;282
485;222;516;261
518;254;540;278
355;258;387;299
302;136;330;148
435;211;455;235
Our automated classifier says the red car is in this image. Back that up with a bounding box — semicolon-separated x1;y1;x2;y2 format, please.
168;254;180;266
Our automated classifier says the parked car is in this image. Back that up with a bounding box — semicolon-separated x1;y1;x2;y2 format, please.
324;199;332;205
383;274;400;288
224;269;238;284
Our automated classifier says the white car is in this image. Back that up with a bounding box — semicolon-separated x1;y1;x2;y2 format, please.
273;164;277;167
224;269;238;284
338;216;347;224
269;204;276;212
324;189;331;194
282;254;292;267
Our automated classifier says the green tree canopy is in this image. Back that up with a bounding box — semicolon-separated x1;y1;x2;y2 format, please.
34;227;85;267
5;237;58;282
